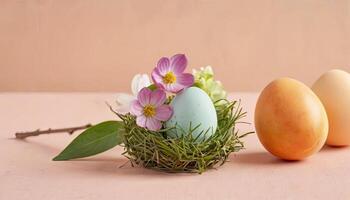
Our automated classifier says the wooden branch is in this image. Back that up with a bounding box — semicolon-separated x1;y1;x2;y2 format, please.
15;124;92;139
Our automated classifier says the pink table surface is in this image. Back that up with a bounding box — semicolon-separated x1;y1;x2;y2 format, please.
1;92;349;200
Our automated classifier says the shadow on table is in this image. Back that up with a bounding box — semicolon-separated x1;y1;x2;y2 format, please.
64;157;200;178
321;145;349;152
10;137;59;155
10;138;196;177
72;154;211;177
12;138;308;176
232;151;302;165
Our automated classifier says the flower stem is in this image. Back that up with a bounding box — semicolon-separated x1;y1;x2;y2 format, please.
15;124;92;139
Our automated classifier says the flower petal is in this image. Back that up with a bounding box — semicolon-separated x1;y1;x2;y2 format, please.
177;73;194;88
116;93;136;114
149;89;166;106
156;57;170;76
155;105;173;121
137;87;152;106
136;115;147;127
114;105;130;114
116;93;135;106
162;83;184;93
151;68;165;87
130;100;143;116
131;74;151;96
146;118;162;131
131;74;142;95
170;54;187;73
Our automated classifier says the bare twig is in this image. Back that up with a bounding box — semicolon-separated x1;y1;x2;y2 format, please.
15;124;92;139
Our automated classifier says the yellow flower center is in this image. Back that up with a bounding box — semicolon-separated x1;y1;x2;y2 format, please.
163;72;176;84
143;105;156;117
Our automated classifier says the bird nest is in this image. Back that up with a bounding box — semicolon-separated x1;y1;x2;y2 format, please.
118;99;252;174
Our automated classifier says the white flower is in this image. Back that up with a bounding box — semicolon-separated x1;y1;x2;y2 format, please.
131;74;151;96
115;74;151;113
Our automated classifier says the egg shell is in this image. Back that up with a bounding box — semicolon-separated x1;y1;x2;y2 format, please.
166;87;217;141
255;78;328;160
312;69;350;146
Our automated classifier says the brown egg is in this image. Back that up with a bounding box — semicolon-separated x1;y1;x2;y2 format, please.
255;78;328;160
312;69;350;146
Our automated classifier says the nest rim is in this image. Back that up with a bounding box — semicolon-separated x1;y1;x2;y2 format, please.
119;99;252;174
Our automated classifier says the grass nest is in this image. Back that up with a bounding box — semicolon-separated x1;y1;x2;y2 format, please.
118;99;252;174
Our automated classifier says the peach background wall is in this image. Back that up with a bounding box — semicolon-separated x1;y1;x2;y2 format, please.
0;0;349;92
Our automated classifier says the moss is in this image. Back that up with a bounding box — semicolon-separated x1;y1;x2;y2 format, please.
118;99;253;174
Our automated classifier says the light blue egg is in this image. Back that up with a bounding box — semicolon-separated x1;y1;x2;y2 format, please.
166;87;218;141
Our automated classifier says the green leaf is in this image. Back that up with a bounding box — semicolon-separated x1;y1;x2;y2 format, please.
53;121;123;161
147;84;158;91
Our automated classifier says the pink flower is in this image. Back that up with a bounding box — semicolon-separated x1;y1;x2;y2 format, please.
151;54;194;93
130;87;173;131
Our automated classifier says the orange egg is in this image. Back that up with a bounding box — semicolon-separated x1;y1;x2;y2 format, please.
312;69;350;146
255;78;328;160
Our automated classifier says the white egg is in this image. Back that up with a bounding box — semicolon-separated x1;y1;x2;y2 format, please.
166;87;217;141
312;69;350;146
